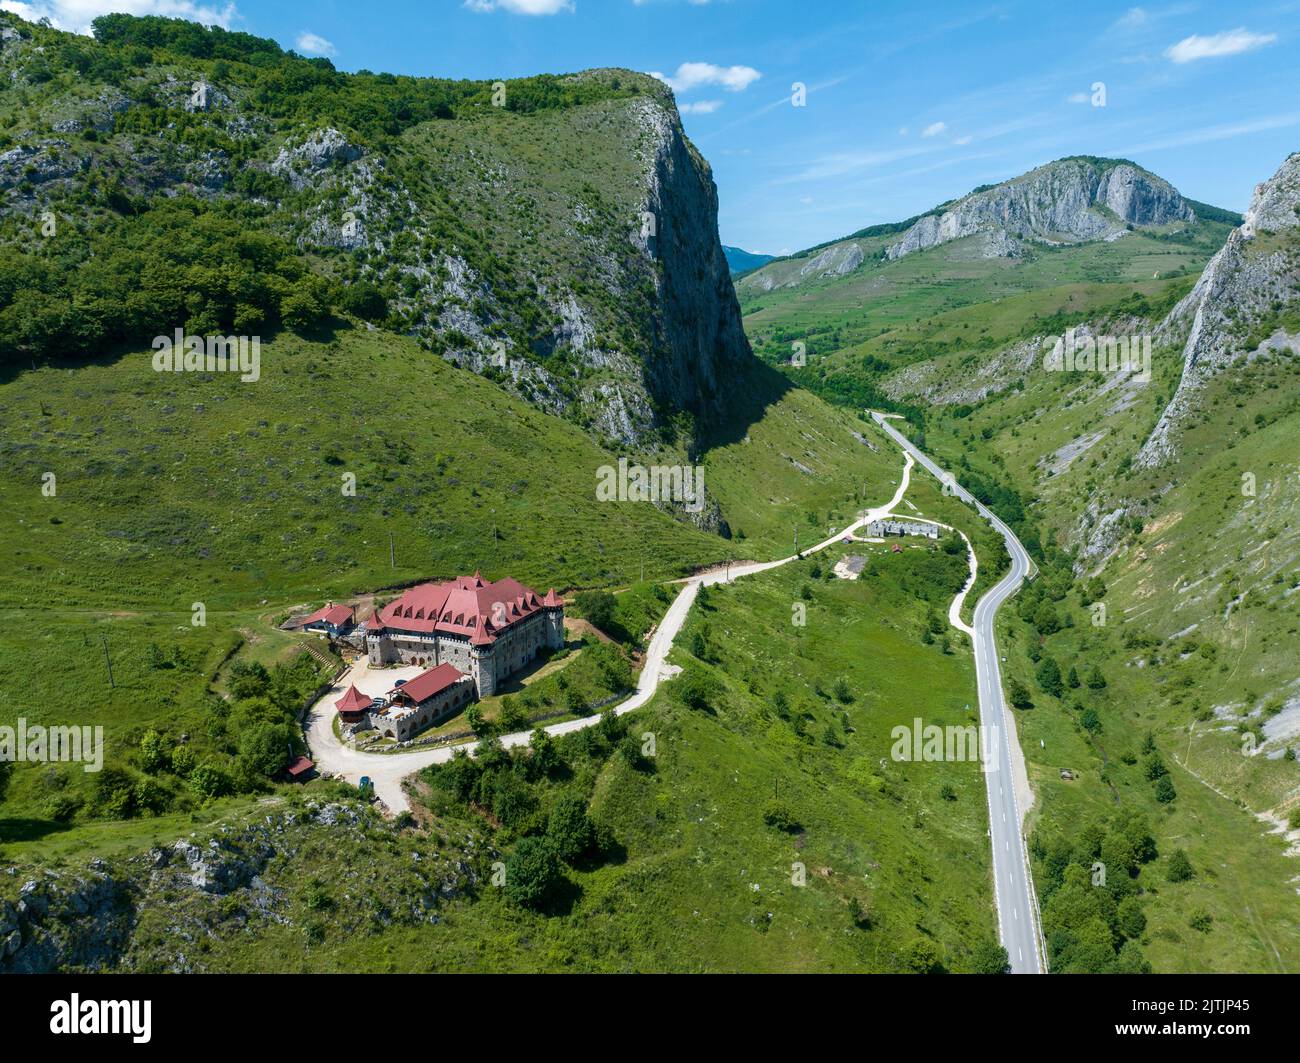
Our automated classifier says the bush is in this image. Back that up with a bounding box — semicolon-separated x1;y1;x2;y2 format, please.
503;836;561;909
970;938;1010;974
190;763;232;800
1007;679;1033;710
338;280;387;321
170;745;197;777
901;938;944;974
546;793;594;863
498;696;527;733
762;801;800;833
139;729;170;774
238;721;296;778
1166;849;1194;882
574;589;616;632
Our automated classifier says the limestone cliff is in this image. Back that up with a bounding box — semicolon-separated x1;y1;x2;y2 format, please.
1136;152;1300;468
885;157;1194;261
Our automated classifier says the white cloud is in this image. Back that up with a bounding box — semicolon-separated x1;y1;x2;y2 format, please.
1166;28;1277;63
0;0;237;34
679;99;722;115
953;135;973;145
463;0;573;13
898;126;908;135
650;61;761;94
921;121;947;137
1113;6;1148;30
295;31;334;56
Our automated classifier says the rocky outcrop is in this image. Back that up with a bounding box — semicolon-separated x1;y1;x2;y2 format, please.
1136;153;1300;468
885;158;1194;261
0;801;484;973
270;127;364;188
629;96;755;442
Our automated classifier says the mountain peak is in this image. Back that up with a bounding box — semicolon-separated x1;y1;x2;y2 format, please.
885;156;1194;261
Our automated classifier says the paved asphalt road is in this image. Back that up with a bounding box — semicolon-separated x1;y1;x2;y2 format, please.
307;416;1045;973
872;413;1045;975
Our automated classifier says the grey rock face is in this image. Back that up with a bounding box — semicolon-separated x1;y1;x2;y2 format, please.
630;97;754;442
0;140;85;191
885;159;1194;261
270;127;364;189
800;242;865;279
1137;153;1300;468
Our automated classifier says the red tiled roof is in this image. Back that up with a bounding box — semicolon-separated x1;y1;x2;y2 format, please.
543;588;562;607
286;756;314;777
372;574;548;645
302;603;354;628
335;684;370;713
394;663;469;704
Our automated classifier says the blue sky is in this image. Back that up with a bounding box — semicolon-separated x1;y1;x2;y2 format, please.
11;0;1300;253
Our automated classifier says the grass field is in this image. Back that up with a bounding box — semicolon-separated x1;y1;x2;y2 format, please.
0;322;915;837
76;544;1003;973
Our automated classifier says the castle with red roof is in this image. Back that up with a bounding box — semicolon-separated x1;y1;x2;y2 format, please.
365;573;564;697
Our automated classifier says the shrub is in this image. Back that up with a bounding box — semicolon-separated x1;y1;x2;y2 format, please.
546;793;594;863
762;801;800;833
139;729;170;774
1166;849;1194;882
190;763;232;800
503;836;561;909
574;589;616;632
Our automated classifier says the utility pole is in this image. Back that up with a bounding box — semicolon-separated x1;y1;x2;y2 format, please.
100;635;114;689
389;531;395;569
794;527;799;557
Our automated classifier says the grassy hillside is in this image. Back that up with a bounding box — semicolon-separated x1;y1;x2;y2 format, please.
9;538;1001;974
874;283;1300;972
736;199;1232;422
0;12;753;451
0;321;904;835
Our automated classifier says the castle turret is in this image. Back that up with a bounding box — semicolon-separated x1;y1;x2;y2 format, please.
542;589;565;651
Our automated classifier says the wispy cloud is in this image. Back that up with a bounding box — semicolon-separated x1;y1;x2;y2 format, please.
463;0;573;14
679;99;723;115
1166;28;1278;63
921;121;947;137
1110;112;1300;154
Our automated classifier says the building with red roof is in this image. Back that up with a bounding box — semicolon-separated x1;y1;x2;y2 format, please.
366;573;564;697
285;756;315;782
371;663;476;742
300;602;356;636
335;684;371;723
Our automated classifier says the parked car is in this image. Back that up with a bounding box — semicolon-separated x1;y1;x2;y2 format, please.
393;679;408;687
370;697;386;709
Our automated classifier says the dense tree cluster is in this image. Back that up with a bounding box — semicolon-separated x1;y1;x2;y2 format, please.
1032;809;1157;973
80;653;319;822
424;711;637;911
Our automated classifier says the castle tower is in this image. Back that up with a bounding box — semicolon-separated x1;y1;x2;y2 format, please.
542;589;565;651
470;629;496;697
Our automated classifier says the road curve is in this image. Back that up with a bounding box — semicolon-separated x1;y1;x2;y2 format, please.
306;453;914;812
871;412;1045;975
